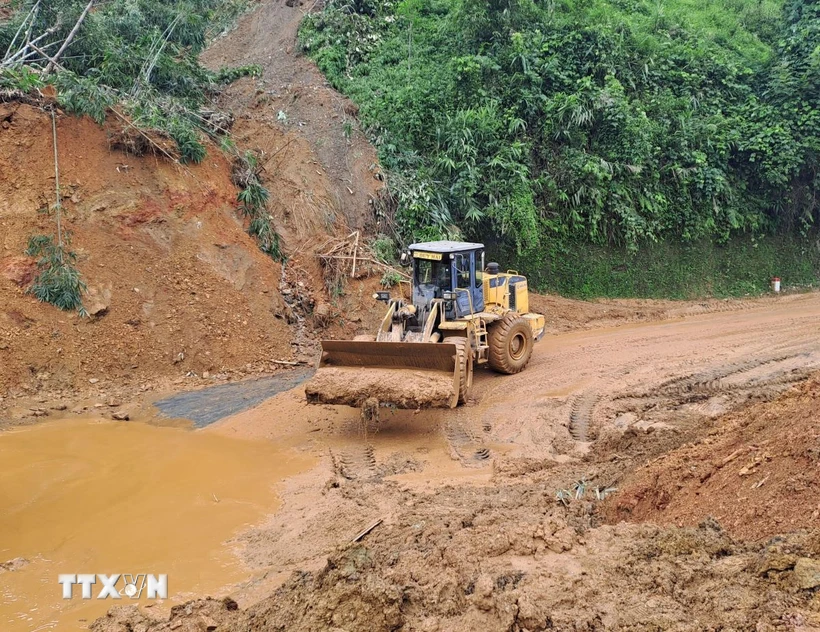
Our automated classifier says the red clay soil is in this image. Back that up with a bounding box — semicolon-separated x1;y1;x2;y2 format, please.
0;102;297;398
602;376;820;541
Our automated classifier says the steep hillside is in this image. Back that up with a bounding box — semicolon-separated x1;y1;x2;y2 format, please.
201;0;384;236
0;102;297;400
0;0;393;417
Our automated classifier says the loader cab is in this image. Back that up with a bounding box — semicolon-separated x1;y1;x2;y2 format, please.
409;241;485;320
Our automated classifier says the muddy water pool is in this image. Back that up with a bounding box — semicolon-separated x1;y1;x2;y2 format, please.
0;417;312;631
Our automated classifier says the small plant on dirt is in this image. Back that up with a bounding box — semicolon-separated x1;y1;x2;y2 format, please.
556;478;617;506
555;489;573;507
370;234;396;264
210;64;262;86
380;269;401;288
25;234;87;316
573;478;588;500
233;151;284;262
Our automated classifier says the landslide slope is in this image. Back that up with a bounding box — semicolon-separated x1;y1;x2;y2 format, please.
0;102;296;397
1;0;388;409
201;0;383;239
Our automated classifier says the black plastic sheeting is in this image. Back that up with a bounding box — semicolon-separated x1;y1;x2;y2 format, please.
154;368;314;428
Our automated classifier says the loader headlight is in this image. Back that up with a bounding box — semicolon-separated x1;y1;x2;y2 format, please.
373;291;391;302
442;291;456;301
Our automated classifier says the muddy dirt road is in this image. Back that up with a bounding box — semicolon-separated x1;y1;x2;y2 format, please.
195;292;820;596
89;292;820;632
216;291;820;468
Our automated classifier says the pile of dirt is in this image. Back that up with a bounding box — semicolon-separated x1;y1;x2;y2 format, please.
305;366;456;408
0;102;300;410
91;478;820;632
602;376;820;541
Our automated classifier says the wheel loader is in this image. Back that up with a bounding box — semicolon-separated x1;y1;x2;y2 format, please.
304;241;545;409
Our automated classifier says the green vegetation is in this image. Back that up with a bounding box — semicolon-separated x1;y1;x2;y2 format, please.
0;0;256;162
26;234;87;315
300;0;820;296
234;152;285;262
508;235;820;298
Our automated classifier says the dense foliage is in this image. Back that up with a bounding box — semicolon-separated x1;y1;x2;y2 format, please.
300;0;820;266
0;0;254;162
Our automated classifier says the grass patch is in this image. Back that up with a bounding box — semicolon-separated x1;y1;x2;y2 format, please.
504;235;820;299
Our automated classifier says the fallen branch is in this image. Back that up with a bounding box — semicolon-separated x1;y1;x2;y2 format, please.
51;109;63;247
260;138;295;172
350;517;383;543
2;26;60;68
109;107;179;164
44;0;95;76
3;0;40;62
318;254;410;277
272;360;301;366
28;43;64;71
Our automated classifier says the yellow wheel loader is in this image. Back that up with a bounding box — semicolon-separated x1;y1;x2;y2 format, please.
305;241;546;409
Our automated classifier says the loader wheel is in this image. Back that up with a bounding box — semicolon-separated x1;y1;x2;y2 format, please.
488;314;533;375
443;336;472;405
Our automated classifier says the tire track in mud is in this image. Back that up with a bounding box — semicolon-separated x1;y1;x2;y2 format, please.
569;391;600;442
445;411;492;465
330;444;377;480
606;351;820;425
621;352;810;400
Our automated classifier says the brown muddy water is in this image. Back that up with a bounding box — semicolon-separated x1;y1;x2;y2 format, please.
0;417;312;631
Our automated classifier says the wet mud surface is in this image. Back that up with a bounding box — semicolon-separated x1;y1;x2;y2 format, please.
88;292;820;632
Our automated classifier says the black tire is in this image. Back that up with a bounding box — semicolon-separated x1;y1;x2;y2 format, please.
443;336;472;405
488;314;533;375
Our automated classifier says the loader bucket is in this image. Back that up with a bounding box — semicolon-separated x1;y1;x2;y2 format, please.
305;341;460;409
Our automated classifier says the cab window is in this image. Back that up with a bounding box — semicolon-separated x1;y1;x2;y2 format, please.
416;260;451;288
475;250;483;289
454;254;470;289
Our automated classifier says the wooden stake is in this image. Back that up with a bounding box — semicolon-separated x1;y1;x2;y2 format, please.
51;109;62;248
351;230;359;278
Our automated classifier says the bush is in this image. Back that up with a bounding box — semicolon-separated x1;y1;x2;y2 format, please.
25;235;87;315
234;152;284;262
